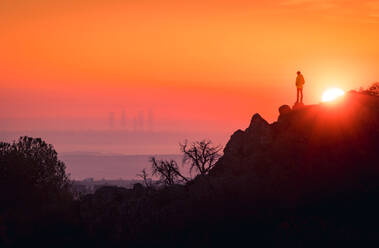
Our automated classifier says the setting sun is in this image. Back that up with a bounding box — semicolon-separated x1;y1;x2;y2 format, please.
321;88;345;102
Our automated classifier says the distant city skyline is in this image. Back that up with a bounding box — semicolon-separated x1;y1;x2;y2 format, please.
108;109;155;131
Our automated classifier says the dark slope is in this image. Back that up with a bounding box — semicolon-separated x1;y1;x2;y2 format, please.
212;91;379;205
79;92;379;247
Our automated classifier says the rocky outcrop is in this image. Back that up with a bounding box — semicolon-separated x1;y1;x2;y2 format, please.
216;113;274;176
212;92;379;191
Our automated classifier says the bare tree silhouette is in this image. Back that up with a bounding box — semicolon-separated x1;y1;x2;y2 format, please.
141;140;222;186
150;157;188;186
137;168;153;189
180;139;222;176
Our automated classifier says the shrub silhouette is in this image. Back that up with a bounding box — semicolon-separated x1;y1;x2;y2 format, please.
0;137;77;247
0;136;70;210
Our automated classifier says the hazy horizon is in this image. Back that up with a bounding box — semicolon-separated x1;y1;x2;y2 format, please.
0;129;229;154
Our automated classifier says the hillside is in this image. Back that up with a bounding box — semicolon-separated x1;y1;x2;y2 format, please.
4;91;377;247
78;91;379;247
212;91;379;205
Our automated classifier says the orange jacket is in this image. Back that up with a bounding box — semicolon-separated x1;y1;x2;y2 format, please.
296;74;305;88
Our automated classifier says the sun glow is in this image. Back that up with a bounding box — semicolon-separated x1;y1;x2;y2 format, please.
322;88;345;102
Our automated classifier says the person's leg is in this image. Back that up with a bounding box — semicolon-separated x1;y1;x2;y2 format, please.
300;88;303;103
297;88;300;102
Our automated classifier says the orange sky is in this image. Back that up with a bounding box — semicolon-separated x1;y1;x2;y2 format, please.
1;0;379;132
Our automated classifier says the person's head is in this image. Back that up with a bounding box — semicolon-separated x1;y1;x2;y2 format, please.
297;71;301;75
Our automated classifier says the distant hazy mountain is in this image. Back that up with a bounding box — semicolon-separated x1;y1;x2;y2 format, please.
60;152;183;180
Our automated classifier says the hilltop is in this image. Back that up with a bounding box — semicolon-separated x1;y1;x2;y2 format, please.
211;91;379;205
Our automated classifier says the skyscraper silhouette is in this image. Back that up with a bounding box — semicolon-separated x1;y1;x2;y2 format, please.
147;109;154;132
138;111;144;131
109;112;115;129
121;110;126;129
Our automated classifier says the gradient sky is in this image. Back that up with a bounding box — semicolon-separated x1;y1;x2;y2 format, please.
1;0;379;132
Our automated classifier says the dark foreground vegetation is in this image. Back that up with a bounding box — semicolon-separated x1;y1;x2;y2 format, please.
1;91;379;247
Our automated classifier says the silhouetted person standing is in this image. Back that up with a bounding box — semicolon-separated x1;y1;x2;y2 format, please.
295;71;305;103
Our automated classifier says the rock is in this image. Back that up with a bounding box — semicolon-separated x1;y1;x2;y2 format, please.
279;105;291;115
247;113;269;130
278;105;292;122
246;113;272;146
223;129;246;156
